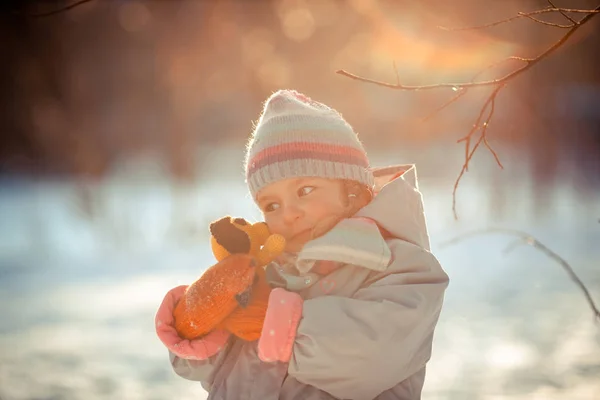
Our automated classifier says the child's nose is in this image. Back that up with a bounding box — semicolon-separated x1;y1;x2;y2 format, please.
282;204;303;225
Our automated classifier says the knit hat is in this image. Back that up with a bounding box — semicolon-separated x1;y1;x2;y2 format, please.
245;89;374;199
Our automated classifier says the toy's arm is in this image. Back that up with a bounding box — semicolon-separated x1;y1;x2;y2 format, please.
255;234;286;266
252;222;271;244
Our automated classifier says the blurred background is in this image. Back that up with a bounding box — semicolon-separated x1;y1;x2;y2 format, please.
0;0;598;399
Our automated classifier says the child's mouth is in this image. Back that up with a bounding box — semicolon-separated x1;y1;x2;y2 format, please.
289;229;312;243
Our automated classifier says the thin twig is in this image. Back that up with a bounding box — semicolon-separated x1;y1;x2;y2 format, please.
503;237;524;254
16;0;95;17
548;0;577;24
421;56;530;122
453;134;484;213
483;136;504;169
439;228;600;322
464;135;471;173
437;8;598;31
471;56;533;81
451;84;503;219
519;12;573;28
421;88;467;122
392;60;400;85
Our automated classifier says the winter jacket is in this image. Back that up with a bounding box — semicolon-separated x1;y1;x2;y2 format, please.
168;164;449;400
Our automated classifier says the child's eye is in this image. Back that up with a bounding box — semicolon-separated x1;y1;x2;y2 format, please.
263;202;279;213
298;186;315;197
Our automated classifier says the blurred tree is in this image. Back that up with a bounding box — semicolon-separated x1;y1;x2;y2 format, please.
0;0;598;210
0;0;111;178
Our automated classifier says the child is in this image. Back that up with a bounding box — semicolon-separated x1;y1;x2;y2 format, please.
155;89;449;399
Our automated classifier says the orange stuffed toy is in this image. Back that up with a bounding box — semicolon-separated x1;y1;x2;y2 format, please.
173;216;286;341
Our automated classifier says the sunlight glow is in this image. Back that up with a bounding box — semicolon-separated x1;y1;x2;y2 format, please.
349;0;517;75
485;342;533;369
280;7;316;42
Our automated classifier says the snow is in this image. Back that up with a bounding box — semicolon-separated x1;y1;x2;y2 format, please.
0;152;598;399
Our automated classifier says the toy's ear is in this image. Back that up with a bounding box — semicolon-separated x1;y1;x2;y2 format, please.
232;217;249;226
209;216;251;255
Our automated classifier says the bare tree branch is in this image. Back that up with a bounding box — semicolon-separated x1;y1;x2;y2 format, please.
422;56;529;122
483;135;503;169
15;0;95;17
439;228;600;322
519;12;573;29
437;7;598;31
337;6;599;91
337;6;599;90
336;5;600;219
452;84;503;218
547;1;577;24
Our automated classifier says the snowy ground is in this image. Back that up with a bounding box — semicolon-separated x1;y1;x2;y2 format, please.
0;152;598;400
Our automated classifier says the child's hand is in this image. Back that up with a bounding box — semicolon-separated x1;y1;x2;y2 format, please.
217;266;272;341
173;254;257;340
257;288;304;363
155;285;230;360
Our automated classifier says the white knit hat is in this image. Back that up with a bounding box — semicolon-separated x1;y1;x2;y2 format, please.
245;89;374;199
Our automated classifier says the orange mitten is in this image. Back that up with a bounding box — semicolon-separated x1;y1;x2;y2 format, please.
173;254;257;340
216;266;272;341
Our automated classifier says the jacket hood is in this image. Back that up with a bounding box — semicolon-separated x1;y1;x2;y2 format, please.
356;164;431;251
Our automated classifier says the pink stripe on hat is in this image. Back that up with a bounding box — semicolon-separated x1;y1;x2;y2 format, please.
246;142;369;178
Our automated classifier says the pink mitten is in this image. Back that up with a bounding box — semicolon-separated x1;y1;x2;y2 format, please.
155;285;230;360
257;288;304;363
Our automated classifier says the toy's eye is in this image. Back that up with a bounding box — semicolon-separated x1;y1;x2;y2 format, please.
298;186;315;196
233;218;248;225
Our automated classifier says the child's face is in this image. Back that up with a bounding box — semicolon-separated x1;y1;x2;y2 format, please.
256;177;347;253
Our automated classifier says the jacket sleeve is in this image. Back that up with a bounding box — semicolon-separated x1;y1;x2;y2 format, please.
287;239;449;400
170;339;231;391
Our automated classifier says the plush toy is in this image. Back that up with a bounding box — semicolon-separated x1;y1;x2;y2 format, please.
209;217;286;267
173;216;286;341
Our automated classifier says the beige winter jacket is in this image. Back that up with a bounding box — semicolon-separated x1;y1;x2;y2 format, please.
170;164;449;399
